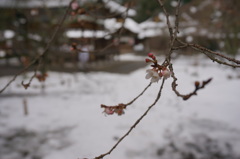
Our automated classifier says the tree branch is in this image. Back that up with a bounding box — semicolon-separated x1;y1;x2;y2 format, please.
176;39;240;68
95;79;165;159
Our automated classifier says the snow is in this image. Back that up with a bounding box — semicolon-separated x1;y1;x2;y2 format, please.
190;6;197;14
103;0;136;17
171;1;178;7
133;43;144;52
186;36;193;42
104;18;140;34
66;30;108;38
138;13;175;38
3;30;15;39
138;20;166;39
0;0;71;8
139;21;166;30
114;53;145;61
0;54;240;159
0;51;6;57
104;18;121;33
182;27;197;35
138;29;163;39
124;18;141;34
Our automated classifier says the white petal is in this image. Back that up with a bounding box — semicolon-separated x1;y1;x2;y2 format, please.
152;71;159;78
151;76;160;83
145;73;152;79
146;69;152;73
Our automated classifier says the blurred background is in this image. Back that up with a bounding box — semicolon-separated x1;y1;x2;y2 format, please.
0;0;240;159
0;0;239;74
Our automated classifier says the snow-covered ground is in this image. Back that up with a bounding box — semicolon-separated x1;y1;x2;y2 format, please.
0;54;240;159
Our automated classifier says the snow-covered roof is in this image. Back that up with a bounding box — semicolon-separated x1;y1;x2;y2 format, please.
139;21;166;30
103;0;136;17
66;17;140;39
123;18;140;33
104;18;140;34
138;29;163;39
0;0;71;8
65;30;108;39
104;18;121;33
138;13;172;38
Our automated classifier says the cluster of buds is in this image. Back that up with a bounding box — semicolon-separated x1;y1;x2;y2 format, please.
145;53;171;83
70;1;86;16
101;103;126;116
21;82;30;90
35;72;48;82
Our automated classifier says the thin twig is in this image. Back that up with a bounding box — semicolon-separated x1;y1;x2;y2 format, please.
101;82;152;116
157;0;173;40
157;0;181;65
176;39;240;67
174;0;181;36
95;79;165;159
126;82;152;106
169;62;212;100
21;57;43;89
202;51;240;68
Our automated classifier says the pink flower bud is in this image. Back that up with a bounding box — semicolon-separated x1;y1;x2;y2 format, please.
145;58;152;63
151;55;156;60
148;53;154;57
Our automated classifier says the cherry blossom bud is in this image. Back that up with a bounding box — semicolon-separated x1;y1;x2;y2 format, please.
151;55;156;60
103;107;114;115
21;81;30;90
148;53;154;58
195;81;200;88
145;58;152;63
115;108;125;115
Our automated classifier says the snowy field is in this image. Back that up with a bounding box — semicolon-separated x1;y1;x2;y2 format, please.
0;54;240;159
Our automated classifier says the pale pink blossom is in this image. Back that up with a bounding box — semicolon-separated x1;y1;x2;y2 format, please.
103;107;114;115
161;68;171;79
145;69;161;83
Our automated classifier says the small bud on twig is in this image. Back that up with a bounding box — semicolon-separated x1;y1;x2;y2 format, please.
195;81;200;89
101;103;126;116
21;81;30;89
145;58;152;63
